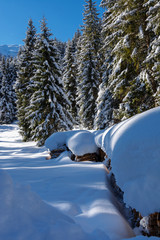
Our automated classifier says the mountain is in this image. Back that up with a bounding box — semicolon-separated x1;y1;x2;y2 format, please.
0;44;20;57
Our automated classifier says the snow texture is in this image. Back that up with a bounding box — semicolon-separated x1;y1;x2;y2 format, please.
45;130;88;151
67;131;98;156
45;130;98;156
100;107;160;216
0;123;134;240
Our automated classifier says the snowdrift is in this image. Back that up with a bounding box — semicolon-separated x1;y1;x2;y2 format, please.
100;107;160;216
45;129;98;156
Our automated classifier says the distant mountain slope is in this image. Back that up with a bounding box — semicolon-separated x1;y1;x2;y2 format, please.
0;44;20;57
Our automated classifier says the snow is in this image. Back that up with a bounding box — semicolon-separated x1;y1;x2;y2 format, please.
0;169;77;240
67;131;98;156
100;107;160;216
45;130;88;151
1;107;160;239
0;123;134;240
45;130;98;156
138;25;144;39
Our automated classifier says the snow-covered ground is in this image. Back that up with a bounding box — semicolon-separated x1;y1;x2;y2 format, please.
0;123;134;240
0;107;160;240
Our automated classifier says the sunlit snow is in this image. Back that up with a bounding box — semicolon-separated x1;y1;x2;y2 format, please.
0;123;134;240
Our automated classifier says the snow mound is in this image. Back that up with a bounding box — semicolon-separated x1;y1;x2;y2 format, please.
102;107;160;216
45;130;98;156
67;131;98;156
45;130;88;151
0;170;92;240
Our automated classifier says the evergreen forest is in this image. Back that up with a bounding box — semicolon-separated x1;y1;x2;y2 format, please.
0;0;159;145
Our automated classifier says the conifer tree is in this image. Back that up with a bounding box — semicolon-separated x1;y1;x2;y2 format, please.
15;19;36;140
145;0;160;107
63;31;81;121
117;0;156;119
99;0;156;124
77;0;101;129
94;0;123;128
8;57;17;118
27;17;73;145
72;29;81;53
54;38;66;60
0;57;16;123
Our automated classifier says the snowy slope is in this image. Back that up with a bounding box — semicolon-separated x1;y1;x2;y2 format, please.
0;123;134;240
0;44;19;57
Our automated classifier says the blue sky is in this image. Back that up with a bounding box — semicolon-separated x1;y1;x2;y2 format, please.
0;0;102;45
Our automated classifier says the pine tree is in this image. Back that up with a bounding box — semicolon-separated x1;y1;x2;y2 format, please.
77;0;101;129
63;31;81;121
72;29;81;53
119;0;156;119
0;57;16;123
99;0;156;123
27;17;73;145
54;38;66;60
94;0;116;129
8;57;17;119
94;81;113;129
15;19;36;140
145;0;160;107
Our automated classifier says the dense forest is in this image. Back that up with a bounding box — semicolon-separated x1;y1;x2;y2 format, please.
0;0;159;145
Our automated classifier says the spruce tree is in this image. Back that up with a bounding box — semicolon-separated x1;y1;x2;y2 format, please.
117;0;155;119
9;57;17;118
94;0;116;129
99;0;156;123
145;0;160;107
15;19;36;140
63;31;81;121
0;57;16;123
77;0;101;129
27;17;73;145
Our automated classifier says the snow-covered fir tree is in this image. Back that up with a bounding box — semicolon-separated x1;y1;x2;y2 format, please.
54;38;66;60
26;17;73;145
0;57;16;123
118;0;156;119
8;57;17;118
98;0;156;124
94;0;116;129
72;29;81;53
63;31;81;121
94;81;113;129
15;19;36;141
144;0;160;107
77;0;101;129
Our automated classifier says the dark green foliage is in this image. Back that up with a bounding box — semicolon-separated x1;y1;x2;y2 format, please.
63;36;80;120
97;0;158;127
15;19;36;140
26;17;73;145
0;57;17;123
77;0;102;129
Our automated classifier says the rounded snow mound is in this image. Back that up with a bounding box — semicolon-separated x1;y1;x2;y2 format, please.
67;131;98;156
45;130;88;151
103;107;160;216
